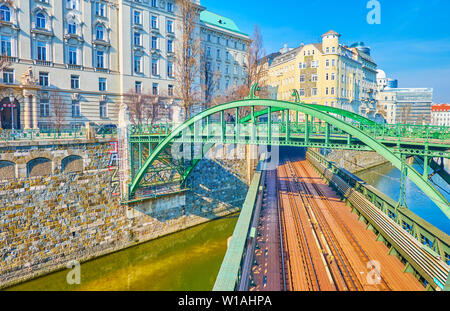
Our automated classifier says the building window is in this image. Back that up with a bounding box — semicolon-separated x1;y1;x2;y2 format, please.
151;16;158;28
37;41;47;61
226;51;230;60
312;88;318;96
71;75;79;89
134;32;142;46
99;77;106;91
68;21;77;35
135;81;142;94
36;13;46;29
152;58;158;76
331;73;335;80
151;0;157;7
326;59;329;68
167;20;174;33
99;101;107;118
300;75;305;83
134;11;141;25
152;83;158;95
95;1;106;17
167;40;173;53
72;100;81;117
0;5;11;22
67;0;80;10
39;72;49;87
326;87;329;95
299;88;305;96
312;74;318;82
96;25;104;40
331;87;335;95
96;50;104;68
68;46;77;65
134;55;142;73
167;61;173;77
151;36;158;49
167;2;174;12
40;99;50;117
0;36;11;56
168;84;174;96
2;69;13;84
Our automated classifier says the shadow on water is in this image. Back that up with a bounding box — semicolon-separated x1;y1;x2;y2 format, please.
357;161;450;235
6;214;239;291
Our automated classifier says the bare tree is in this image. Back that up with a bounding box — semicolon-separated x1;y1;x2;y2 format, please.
51;92;66;132
200;48;220;108
400;106;411;124
0;56;10;72
124;89;162;126
175;0;202;120
246;25;266;90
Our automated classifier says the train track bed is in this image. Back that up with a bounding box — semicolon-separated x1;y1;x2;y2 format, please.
278;158;424;291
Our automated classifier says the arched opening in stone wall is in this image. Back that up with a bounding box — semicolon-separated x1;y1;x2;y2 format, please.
27;157;52;177
0;160;15;180
0;97;21;130
61;155;83;174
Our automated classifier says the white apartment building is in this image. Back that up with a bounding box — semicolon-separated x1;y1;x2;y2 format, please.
0;0;248;130
376;70;433;124
432;104;450;126
199;10;250;98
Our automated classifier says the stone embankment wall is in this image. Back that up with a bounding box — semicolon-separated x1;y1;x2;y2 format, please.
322;149;388;174
0;140;251;289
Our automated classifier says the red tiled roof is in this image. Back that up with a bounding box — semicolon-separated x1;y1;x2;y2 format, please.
432;104;450;112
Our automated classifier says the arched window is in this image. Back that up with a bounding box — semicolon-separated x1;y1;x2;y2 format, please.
0;5;10;22
68;21;77;34
96;25;104;40
36;13;46;29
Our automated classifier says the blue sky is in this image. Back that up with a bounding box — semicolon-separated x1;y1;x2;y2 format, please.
202;0;450;102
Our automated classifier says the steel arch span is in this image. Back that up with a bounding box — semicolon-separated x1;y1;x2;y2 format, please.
128;99;450;219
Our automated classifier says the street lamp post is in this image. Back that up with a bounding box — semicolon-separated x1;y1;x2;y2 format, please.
9;92;15;132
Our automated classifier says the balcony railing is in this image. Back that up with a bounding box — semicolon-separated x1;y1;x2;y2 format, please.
34;59;53;67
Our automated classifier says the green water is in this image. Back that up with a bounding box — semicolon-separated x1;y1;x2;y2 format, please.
6;214;239;291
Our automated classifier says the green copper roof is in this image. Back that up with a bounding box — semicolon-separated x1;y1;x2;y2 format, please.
200;11;248;37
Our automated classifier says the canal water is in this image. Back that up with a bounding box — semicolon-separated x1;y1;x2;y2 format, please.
356;161;450;235
6;214;239;291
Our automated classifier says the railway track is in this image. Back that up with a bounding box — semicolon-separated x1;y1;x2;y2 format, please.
291;160;393;291
278;164;322;290
307;152;449;291
286;160;362;291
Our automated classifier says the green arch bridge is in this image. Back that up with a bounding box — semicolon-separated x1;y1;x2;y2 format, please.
127;86;450;219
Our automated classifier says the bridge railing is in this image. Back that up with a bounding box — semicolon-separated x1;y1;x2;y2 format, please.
129;121;450;141
213;163;265;291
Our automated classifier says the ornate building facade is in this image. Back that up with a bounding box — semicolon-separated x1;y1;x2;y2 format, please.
0;0;248;130
266;31;378;117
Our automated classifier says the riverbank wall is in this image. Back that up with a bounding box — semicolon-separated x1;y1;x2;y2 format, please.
0;139;252;289
321;149;389;174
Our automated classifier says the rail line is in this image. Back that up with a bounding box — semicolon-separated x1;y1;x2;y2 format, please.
274;170;288;292
281;160;364;291
307;151;450;290
291;160;393;291
279;165;322;290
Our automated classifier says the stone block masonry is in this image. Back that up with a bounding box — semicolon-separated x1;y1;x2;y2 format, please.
0;140;251;289
321;149;388;174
